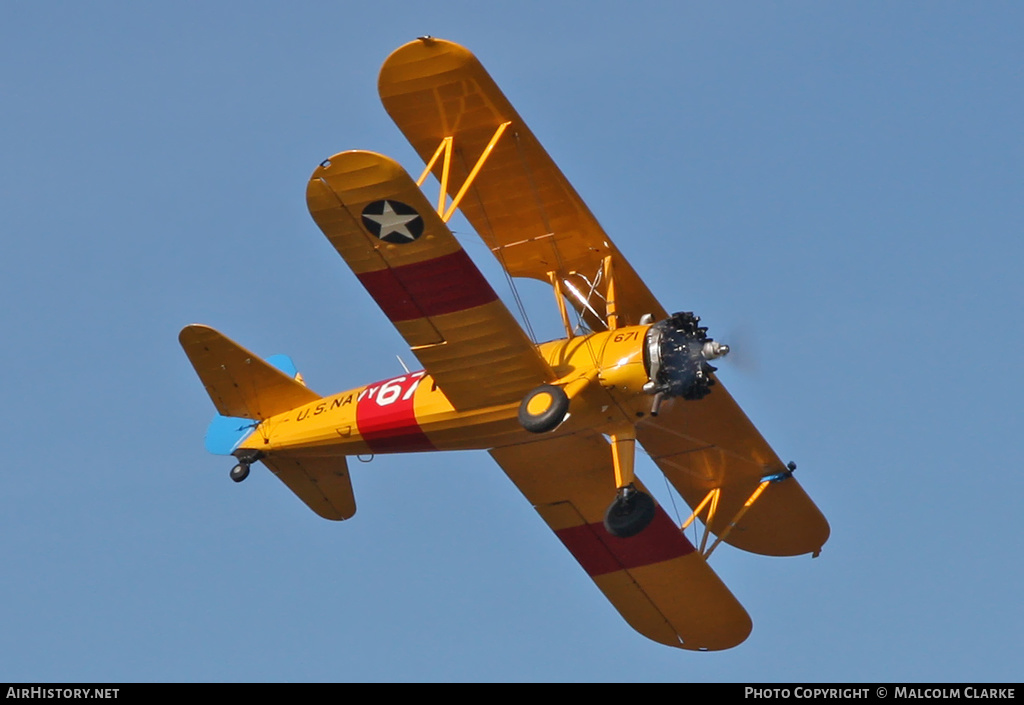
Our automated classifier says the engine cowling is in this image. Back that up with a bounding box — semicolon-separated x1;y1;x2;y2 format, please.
643;312;729;401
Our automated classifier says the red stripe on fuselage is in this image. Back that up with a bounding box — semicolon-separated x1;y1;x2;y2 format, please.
356;249;498;323
355;373;435;453
554;509;695;577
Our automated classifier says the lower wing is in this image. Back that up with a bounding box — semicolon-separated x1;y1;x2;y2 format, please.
637;380;830;557
490;432;751;651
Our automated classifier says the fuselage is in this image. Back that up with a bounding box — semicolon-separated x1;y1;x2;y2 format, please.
237;325;655;458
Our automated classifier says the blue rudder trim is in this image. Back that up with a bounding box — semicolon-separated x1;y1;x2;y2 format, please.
205;415;260;456
202;354;300;456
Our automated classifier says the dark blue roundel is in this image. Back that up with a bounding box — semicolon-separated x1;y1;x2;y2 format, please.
361;200;424;244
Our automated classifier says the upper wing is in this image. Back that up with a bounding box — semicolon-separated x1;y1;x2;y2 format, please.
378;38;828;556
637;384;830;557
490;432;751;651
306;150;554;410
378;38;666;330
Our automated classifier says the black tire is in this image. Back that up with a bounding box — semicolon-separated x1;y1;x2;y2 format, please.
604;487;656;538
230;464;250;483
518;384;570;433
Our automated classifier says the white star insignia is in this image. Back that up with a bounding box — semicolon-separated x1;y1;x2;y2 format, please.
363;200;421;242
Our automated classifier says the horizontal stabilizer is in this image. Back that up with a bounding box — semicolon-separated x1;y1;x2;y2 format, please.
179;324;320;420
260;453;356;521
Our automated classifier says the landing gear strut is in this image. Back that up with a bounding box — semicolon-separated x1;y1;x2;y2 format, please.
604;484;656;538
602;429;656;538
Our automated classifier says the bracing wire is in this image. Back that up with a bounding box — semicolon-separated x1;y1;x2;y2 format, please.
450;143;540;344
495;246;538;344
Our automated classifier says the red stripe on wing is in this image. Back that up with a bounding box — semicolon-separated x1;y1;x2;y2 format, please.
356;249;498;322
554;509;696;577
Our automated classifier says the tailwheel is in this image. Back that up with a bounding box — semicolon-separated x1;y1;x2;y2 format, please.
230;451;263;483
518;384;570;433
604;485;656;538
229;463;250;483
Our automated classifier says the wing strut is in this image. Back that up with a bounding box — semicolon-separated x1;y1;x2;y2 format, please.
548;271;575;339
602;255;620;331
680;465;813;559
545;255;623;338
415;122;512;222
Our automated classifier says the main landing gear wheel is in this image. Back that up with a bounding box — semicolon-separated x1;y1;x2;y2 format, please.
229;463;250;483
604;485;656;538
518;384;570;433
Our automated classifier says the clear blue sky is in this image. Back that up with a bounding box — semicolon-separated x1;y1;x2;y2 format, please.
2;2;1021;682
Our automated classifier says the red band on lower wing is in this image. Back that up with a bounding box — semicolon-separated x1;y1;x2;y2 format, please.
355;375;435;453
357;249;498;322
554;509;696;577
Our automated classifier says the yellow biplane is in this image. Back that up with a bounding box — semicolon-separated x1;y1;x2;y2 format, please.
180;38;829;651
